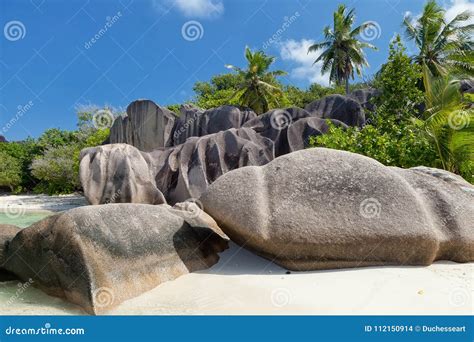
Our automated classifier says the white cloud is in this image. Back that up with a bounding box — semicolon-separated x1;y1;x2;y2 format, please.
153;0;224;19
279;39;330;86
444;0;474;25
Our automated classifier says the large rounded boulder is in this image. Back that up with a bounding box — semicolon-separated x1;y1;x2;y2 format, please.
0;224;21;281
305;94;365;127
79;144;166;205
81;128;274;205
200;148;474;270
3;204;229;314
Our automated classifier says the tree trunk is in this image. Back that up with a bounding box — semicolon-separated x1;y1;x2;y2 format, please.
345;77;350;95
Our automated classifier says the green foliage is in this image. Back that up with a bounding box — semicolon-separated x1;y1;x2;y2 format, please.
37;128;78;150
310;118;438;168
0;149;22;192
403;0;474;77
166;104;181;114
423;72;474;181
373;35;424;119
192;72;364;110
31;144;79;195
225;47;287;114
0;106;119;195
308;4;377;93
0;139;41;190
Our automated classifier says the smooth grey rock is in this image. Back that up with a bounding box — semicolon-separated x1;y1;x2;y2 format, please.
170;105;256;146
0;224;21;281
305;94;365;127
243;107;311;156
80;127;274;205
349;88;380;112
4;204;229;314
200;148;474;270
79;144;166;205
109;100;177;151
286;117;348;152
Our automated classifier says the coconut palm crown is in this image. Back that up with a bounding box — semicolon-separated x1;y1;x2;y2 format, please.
403;0;474;77
307;4;377;94
225;47;287;114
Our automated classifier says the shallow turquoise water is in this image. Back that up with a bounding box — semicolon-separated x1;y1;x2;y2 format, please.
0;211;51;228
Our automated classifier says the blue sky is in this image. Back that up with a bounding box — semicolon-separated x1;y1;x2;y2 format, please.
0;0;472;141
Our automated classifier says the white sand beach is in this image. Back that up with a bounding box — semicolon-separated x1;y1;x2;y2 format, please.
0;195;472;315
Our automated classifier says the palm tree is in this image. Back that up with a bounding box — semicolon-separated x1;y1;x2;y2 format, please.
308;4;377;94
424;69;474;176
403;0;474;78
225;47;287;114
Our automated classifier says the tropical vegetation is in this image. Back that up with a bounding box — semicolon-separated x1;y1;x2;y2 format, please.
225;46;287;114
0;0;472;195
403;0;474;78
307;4;377;94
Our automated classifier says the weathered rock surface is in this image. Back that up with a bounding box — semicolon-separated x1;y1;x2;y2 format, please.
152;128;274;203
350;88;380;112
242;107;311;157
109;100;177;152
305;94;365;127
200;148;474;270
79;144;166;205
0;224;21;281
3;204;229;314
170;105;257;146
286;117;348;153
81;127;274;205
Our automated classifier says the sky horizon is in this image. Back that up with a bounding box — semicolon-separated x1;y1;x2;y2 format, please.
1;0;472;141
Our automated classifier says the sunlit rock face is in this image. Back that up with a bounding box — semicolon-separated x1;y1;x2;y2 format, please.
3;204;229;314
305;94;365;127
109;99;177;152
200;148;474;271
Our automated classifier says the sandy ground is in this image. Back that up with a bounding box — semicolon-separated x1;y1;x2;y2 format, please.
0;195;472;315
0;243;472;315
0;193;87;212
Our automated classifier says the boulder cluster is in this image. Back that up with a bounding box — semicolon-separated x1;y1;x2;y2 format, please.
83;91;378;205
1;90;472;314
